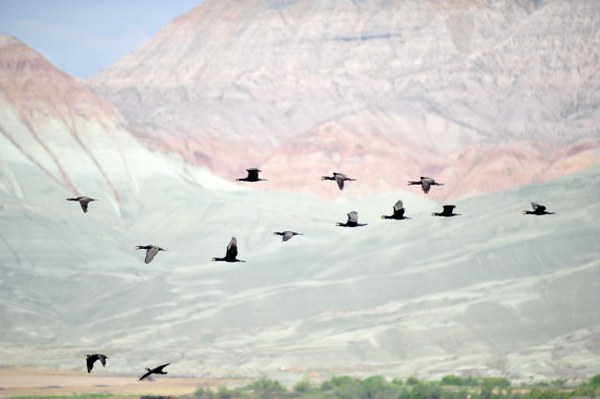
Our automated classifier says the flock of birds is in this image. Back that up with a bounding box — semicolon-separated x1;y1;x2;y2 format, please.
68;168;554;381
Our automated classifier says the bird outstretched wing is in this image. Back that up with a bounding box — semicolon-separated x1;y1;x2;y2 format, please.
155;363;171;372
421;181;431;193
442;205;456;215
145;247;159;264
393;200;404;212
335;175;345;190
86;356;95;373
282;231;293;241
532;202;546;212
226;238;238;260
347;211;358;223
138;370;153;381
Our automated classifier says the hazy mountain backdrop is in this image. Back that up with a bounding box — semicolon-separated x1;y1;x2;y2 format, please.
1;0;600;384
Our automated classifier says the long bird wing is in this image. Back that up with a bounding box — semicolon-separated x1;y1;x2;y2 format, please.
80;199;90;213
421;180;432;194
99;354;108;367
335;175;345;190
393;200;404;212
138;370;153;381
442;205;456;215
225;237;238;260
247;169;260;180
282;231;293;241
145;247;159;264
154;363;171;373
531;202;546;212
347;211;358;223
86;356;96;373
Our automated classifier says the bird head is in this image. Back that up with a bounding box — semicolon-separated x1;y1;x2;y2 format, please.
159;248;167;252
522;210;527;215
211;257;217;262
431;212;436;216
335;222;342;226
146;368;152;372
134;246;141;250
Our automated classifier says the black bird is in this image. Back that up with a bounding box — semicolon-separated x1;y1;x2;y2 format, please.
66;196;98;213
135;245;167;264
407;177;443;194
432;205;461;217
85;353;108;373
321;172;356;191
212;237;245;262
381;200;410;220
273;231;304;242
523;202;555;215
236;168;267;182
138;362;171;381
336;211;367;227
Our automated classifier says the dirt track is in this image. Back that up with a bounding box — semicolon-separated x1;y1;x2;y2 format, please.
0;367;249;397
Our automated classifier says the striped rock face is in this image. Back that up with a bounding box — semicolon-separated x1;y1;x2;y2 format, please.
89;0;600;199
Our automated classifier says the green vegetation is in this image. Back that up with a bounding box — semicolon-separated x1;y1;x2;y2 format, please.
192;374;600;399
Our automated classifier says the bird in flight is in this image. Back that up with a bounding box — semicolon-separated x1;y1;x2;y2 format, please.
381;200;410;220
336;211;367;227
138;362;171;381
236;168;267;182
212;237;245;262
523;202;555;215
66;196;98;213
321;172;356;191
85;353;108;373
407;177;443;194
135;245;167;264
273;231;304;242
432;205;461;217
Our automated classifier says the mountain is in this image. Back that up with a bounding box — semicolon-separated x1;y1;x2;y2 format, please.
1;153;599;381
90;0;600;198
0;34;233;206
2;10;600;385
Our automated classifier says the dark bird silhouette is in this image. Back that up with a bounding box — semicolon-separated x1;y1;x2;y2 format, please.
336;211;367;227
212;237;245;262
236;168;267;182
138;362;171;381
66;196;98;213
85;353;108;373
273;231;304;242
321;172;356;191
381;200;410;220
407;177;443;194
135;245;167;264
432;205;461;217
523;202;555;215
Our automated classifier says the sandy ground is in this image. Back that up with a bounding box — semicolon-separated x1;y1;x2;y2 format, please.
0;367;250;397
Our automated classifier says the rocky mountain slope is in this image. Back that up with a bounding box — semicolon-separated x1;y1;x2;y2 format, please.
90;0;600;198
1;7;600;384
